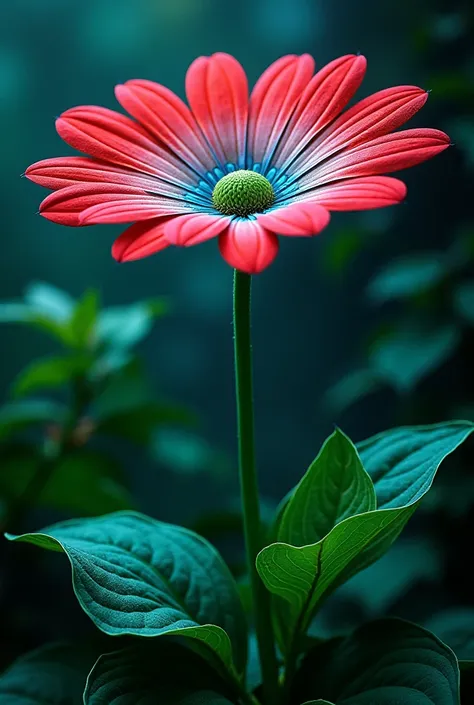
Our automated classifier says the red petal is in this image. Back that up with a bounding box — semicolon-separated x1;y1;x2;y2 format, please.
112;217;174;262
80;197;192;225
39;183;152;226
298;128;450;188
273;54;367;172
247;54;315;170
257;202;330;236
56;106;195;193
164;212;230;246
115;81;215;174
25;156;164;191
186;53;248;168
307;176;407;210
218;220;279;274
291;86;429;177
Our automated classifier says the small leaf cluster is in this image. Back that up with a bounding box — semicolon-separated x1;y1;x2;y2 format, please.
0;282;217;524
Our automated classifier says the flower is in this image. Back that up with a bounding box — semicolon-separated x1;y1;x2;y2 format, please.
26;53;449;274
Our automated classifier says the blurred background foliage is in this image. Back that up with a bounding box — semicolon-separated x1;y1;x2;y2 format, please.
0;0;473;687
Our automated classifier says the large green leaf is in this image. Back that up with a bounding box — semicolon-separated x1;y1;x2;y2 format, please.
84;641;236;704
0;642;95;704
7;512;247;677
292;619;460;705
258;503;417;652
0;448;133;516
426;609;474;667
358;421;474;509
258;422;473;652
277;429;376;546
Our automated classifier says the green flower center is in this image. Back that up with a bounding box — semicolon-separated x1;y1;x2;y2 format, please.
212;170;275;217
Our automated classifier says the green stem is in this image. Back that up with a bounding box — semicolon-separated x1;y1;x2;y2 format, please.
233;270;279;705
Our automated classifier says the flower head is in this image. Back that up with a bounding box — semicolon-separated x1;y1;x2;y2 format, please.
26;53;449;274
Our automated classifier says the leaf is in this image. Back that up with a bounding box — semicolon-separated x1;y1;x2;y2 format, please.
258;421;473;652
13;355;90;397
367;253;446;303
277;428;376;546
426;609;474;667
24;282;75;322
8;512;247;676
69;289;99;347
325;369;385;413
369;323;460;392
302;701;335;704
0;301;70;343
357;421;474;509
0;641;96;704
293;619;459;705
96;299;168;349
0;398;66;440
0;302;34;323
84;641;236;704
0;448;133;515
258;504;417;652
454;281;474;325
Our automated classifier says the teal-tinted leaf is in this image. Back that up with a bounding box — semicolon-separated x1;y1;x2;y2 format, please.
13;355;90;397
0;399;66;440
426;609;474;667
84;642;236;704
69;289;98;347
258;503;417;653
357;421;474;509
302;701;335;704
454;281;474;325
0;302;32;323
8;512;247;676
0;641;95;704
259;421;473;651
325;369;385;413
367;253;446;303
96;299;168;349
277;429;376;546
0;448;133;515
24;282;74;322
369;323;460;392
293;619;459;705
0;301;69;343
